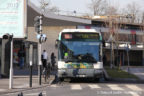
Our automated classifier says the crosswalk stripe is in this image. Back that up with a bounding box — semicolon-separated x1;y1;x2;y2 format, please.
88;84;101;89
14;84;29;88
125;85;142;91
107;84;124;90
128;91;140;96
50;85;58;88
0;89;6;92
71;84;82;90
26;91;46;96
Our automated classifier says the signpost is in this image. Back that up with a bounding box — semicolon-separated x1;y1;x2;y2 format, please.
0;0;27;89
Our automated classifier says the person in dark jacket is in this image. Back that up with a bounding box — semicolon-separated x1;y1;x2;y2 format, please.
18;47;25;69
51;52;56;70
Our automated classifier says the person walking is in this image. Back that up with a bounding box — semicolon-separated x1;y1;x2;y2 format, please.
51;52;56;70
18;47;25;69
42;50;48;70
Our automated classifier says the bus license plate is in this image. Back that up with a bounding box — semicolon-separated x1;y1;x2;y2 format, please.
76;75;86;77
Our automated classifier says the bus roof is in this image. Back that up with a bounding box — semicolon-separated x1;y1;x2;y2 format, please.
60;29;99;33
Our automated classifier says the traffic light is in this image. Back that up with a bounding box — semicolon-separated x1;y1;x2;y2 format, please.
34;16;42;34
3;33;13;40
37;34;47;43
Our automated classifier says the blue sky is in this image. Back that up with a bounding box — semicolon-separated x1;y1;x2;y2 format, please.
30;0;144;13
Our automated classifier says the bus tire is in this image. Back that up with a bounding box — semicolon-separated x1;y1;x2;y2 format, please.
94;78;100;82
59;77;64;82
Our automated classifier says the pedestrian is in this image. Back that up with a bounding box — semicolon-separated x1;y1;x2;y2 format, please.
51;52;56;70
103;54;107;65
18;47;25;69
42;50;48;70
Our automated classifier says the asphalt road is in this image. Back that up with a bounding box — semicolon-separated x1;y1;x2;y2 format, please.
3;79;144;96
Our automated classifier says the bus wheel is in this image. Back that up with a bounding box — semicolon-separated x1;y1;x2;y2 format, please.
59;77;64;82
94;78;100;82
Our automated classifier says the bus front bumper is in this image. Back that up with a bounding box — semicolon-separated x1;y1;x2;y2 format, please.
58;69;103;78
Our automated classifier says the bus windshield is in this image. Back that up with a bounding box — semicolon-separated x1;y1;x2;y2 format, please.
59;41;100;63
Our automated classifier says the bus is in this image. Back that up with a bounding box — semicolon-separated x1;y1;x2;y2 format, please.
56;29;104;81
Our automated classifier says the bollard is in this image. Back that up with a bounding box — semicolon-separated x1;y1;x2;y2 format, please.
39;92;43;96
18;92;23;96
39;65;42;85
30;64;32;87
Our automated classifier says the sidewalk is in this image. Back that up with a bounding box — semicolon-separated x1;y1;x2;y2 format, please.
121;66;144;80
0;67;55;95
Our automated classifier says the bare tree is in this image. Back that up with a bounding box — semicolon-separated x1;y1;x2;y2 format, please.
105;6;118;15
39;0;59;13
88;0;120;16
122;2;140;23
88;0;108;15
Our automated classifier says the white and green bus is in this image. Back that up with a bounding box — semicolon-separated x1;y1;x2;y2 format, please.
56;29;104;80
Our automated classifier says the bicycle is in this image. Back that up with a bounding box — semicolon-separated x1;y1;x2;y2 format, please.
42;62;51;82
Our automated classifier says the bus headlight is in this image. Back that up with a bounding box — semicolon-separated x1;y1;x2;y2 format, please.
58;61;66;68
93;62;103;69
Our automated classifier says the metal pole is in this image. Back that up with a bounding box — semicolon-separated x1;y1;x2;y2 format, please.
9;35;13;89
30;63;32;87
38;38;42;86
127;43;130;72
29;44;33;87
110;42;113;69
39;15;42;85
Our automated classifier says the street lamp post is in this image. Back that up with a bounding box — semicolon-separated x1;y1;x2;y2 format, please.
126;43;130;73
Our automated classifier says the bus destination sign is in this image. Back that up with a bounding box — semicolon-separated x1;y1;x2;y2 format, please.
62;33;100;40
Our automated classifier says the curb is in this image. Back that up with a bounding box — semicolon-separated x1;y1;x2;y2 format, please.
103;68;111;81
110;78;144;83
103;68;144;83
0;75;55;95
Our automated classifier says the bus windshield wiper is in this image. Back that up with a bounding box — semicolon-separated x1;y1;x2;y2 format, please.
81;53;97;63
64;59;73;63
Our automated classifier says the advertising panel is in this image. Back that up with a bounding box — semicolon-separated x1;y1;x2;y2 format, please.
0;0;27;38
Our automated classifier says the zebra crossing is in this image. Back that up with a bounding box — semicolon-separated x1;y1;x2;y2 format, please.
50;84;143;92
48;84;143;96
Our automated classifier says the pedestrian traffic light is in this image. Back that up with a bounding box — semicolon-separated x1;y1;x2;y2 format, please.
39;34;47;43
34;16;42;34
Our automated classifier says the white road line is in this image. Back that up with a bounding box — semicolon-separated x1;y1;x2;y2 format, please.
50;84;58;88
14;84;29;88
0;89;7;92
26;91;46;96
71;84;82;90
107;84;124;91
128;91;140;96
88;84;101;89
125;85;142;91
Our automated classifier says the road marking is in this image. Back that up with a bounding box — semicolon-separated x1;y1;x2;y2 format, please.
71;84;82;90
50;84;58;88
107;84;124;90
14;84;29;88
125;85;142;91
0;89;6;92
128;91;140;96
26;91;46;96
88;84;101;89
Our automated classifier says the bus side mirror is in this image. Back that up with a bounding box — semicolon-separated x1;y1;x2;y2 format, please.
102;40;105;47
55;39;59;48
